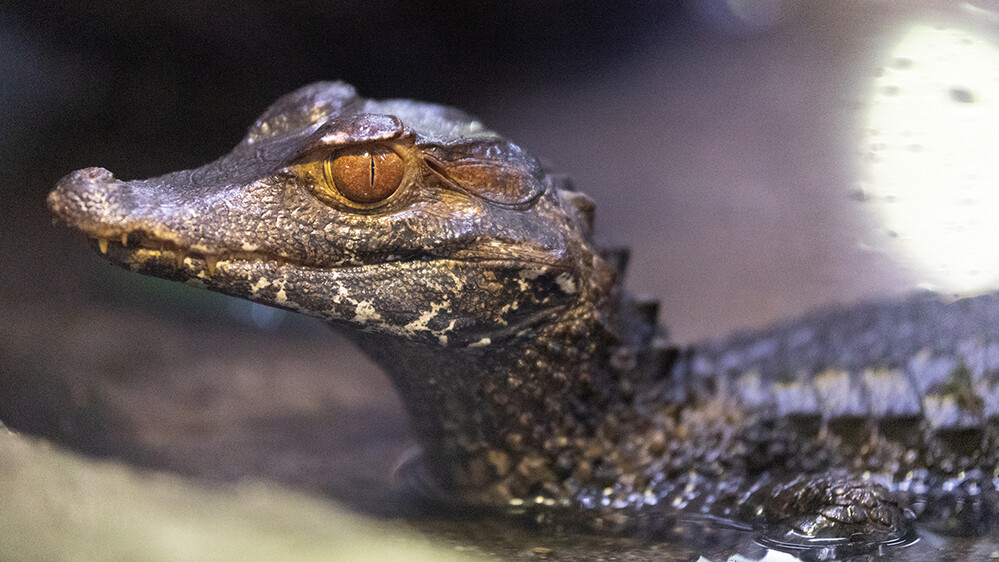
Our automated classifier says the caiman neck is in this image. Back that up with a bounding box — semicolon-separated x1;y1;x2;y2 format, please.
347;254;641;504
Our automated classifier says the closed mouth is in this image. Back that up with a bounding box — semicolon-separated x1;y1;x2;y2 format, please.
87;230;300;276
86;231;562;277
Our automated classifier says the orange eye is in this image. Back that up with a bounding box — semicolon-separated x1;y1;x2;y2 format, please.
324;147;404;205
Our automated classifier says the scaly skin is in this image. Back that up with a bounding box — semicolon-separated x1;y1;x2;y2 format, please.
47;82;999;556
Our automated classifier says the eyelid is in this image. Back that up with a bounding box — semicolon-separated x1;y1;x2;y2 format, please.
300;114;404;155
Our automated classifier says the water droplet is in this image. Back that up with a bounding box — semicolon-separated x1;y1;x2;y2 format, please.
893;57;914;69
949;87;975;103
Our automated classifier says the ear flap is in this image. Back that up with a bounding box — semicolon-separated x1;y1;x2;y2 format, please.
559;190;596;241
420;139;547;208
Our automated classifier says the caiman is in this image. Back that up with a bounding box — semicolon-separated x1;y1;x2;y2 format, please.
47;82;999;557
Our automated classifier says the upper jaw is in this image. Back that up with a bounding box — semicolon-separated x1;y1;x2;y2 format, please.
48;164;568;276
50;175;564;285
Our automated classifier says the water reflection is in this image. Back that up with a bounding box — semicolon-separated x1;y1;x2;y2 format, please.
863;23;999;295
699;550;802;562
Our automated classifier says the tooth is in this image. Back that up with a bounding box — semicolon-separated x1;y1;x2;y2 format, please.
121;232;129;246
204;255;218;276
175;251;187;269
98;238;109;254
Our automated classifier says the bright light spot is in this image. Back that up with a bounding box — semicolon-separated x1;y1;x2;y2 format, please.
724;549;803;562
227;299;283;330
862;24;999;294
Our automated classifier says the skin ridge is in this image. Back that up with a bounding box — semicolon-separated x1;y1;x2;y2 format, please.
47;81;999;555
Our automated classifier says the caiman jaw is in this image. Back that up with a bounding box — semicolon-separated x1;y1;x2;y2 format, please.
48;156;587;348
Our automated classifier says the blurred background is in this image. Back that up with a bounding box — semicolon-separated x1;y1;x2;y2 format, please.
4;0;999;559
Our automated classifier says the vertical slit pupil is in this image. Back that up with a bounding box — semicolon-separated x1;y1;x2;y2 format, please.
325;146;405;206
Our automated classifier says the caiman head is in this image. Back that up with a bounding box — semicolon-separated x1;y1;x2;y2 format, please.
48;82;635;502
48;82;612;348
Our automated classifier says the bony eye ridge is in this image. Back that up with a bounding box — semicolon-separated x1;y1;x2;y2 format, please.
324;146;404;206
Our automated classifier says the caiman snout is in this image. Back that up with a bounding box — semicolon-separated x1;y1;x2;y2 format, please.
47;167;128;235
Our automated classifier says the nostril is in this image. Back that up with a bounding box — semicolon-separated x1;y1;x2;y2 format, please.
73;167;113;180
78;167;115;183
56;167;117;194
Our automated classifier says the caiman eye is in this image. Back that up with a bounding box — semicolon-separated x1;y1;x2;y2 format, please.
324;146;404;206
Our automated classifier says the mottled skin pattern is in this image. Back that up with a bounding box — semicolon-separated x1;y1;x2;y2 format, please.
48;82;999;556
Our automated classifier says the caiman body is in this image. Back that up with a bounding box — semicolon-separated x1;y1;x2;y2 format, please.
48;82;999;555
